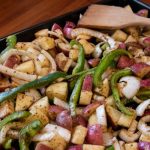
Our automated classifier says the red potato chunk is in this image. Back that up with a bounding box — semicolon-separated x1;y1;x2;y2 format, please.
35;143;52;150
88;58;100;67
49;105;65;120
86;124;103;145
140;78;150;88
51;23;62;32
82;102;101;118
73;115;87;127
4;55;20;68
56;110;72;131
117;55;134;69
68;145;82;150
130;62;150;78
136;9;148;17
82;75;93;91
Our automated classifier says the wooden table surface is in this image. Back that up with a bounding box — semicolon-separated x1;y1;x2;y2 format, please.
0;0;149;38
0;0;99;38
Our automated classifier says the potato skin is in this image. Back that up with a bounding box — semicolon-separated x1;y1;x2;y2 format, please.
35;143;52;150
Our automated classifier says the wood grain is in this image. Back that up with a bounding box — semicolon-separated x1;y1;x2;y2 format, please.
0;0;98;37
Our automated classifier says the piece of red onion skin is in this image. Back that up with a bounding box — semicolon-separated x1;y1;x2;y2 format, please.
65;21;76;28
118;43;126;49
63;27;73;39
136;9;148;17
51;23;62;31
138;141;150;150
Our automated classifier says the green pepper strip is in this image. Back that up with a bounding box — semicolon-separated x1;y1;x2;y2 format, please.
1;35;17;55
111;69;133;115
106;145;114;150
70;40;85;75
94;49;132;87
137;89;150;97
19;120;43;150
0;71;66;103
69;74;85;116
3;138;12;149
0;111;30;130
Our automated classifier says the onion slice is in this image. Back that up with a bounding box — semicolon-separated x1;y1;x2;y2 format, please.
136;99;150;116
0;64;37;81
41;49;56;73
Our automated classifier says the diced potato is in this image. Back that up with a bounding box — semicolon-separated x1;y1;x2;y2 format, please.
124;5;133;13
15;42;36;50
37;54;50;67
79;39;95;55
46;134;67;150
117;109;136;128
83;144;105;150
56;53;72;72
35;29;49;38
15;93;34;111
103;132;113;146
105;96;116;107
46;82;68;101
71;125;88;144
29;96;49;115
111;30;128;42
106;105;122;127
38;67;50;76
37;37;55;50
26;109;49;125
94;78;110;97
124;27;139;39
119;141;125;150
79;91;93;105
0;100;14;119
69;49;79;61
15;60;35;74
139;134;150;142
27;47;40;56
88;113;98;126
25;89;41;102
124;142;138;150
125;35;137;43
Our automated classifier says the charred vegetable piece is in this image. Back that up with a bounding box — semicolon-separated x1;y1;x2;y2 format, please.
70;40;85;75
94;49;132;87
0;72;66;103
0;111;30;129
19;120;43;150
111;69;133;115
69;75;85;116
1;35;17;56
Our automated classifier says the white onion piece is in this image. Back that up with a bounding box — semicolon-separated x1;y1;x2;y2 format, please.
138;115;150;136
92;43;103;58
136;99;150;116
96;104;107;130
42;124;71;142
54;97;69;110
0;64;37;81
0;49;36;63
119;76;140;99
41;49;56;73
32;132;55;142
48;31;68;44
